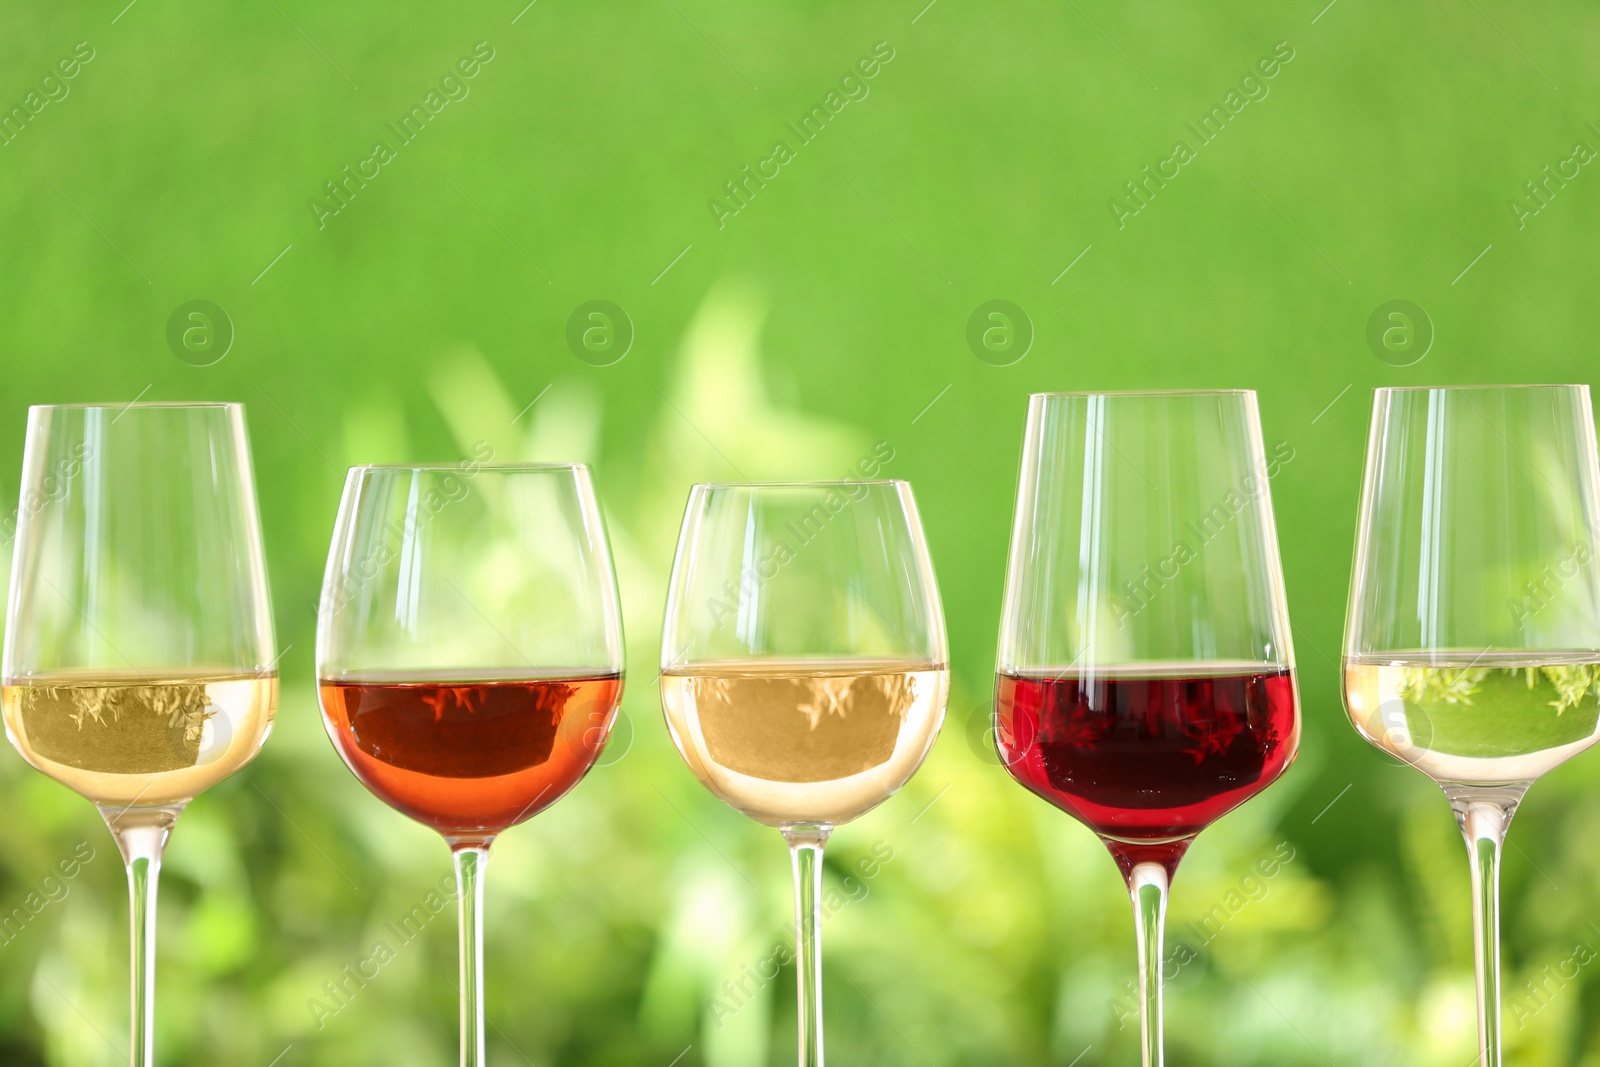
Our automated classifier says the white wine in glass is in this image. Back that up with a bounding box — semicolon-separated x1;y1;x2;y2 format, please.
661;482;948;1067
1;403;278;1067
1343;655;1600;784
3;671;276;807
1343;385;1600;1067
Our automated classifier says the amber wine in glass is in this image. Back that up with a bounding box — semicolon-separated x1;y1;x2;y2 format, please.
660;658;947;827
661;481;948;1067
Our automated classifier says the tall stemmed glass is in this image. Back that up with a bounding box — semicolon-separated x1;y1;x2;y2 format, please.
1343;385;1600;1067
660;481;948;1067
317;463;624;1067
1;403;278;1067
995;391;1300;1067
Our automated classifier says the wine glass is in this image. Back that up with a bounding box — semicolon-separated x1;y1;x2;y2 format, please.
660;481;948;1067
1;402;278;1067
316;462;624;1067
994;391;1300;1067
1343;385;1600;1067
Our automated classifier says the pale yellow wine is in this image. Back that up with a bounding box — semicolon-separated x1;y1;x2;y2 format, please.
1342;655;1600;784
659;658;947;826
2;671;278;807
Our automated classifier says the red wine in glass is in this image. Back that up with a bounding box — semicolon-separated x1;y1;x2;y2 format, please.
995;664;1299;875
996;391;1301;1066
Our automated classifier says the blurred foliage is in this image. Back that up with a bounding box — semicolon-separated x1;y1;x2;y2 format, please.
3;0;1600;1064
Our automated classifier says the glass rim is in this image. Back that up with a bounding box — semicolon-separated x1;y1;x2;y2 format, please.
28;401;242;411
1372;383;1588;393
1029;388;1255;398
347;462;589;473
690;478;908;489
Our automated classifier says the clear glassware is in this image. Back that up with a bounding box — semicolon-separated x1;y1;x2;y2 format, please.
1;402;278;1067
1343;385;1600;1067
994;391;1301;1067
660;481;949;1067
316;463;625;1067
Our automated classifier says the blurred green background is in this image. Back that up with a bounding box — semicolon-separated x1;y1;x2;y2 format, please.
3;0;1600;1064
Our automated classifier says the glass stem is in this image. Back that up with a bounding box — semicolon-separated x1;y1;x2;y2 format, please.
100;803;183;1067
784;825;831;1067
453;845;491;1067
1129;861;1169;1067
1448;788;1521;1067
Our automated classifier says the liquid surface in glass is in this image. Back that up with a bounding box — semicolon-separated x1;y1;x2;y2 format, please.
319;670;623;836
2;671;278;807
1342;652;1600;784
996;662;1298;863
660;658;947;827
